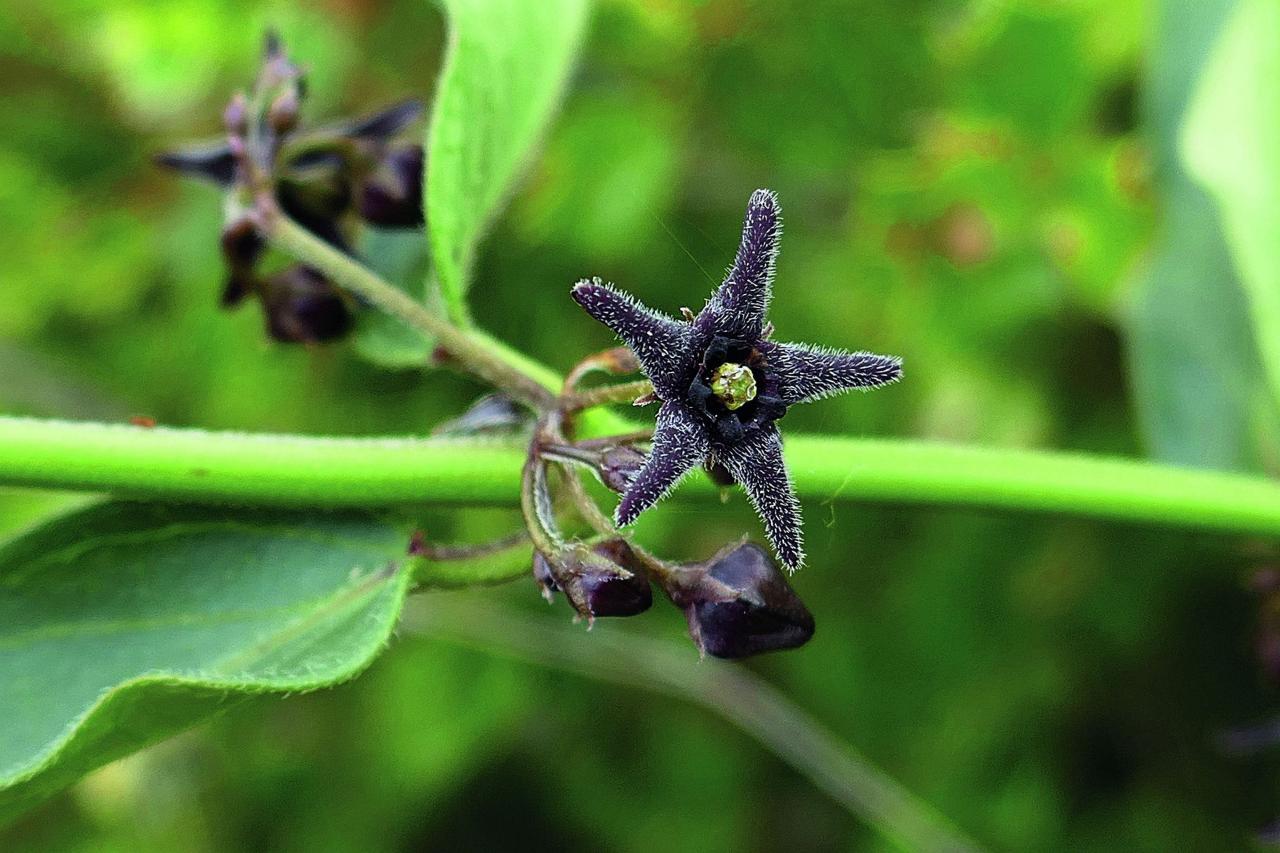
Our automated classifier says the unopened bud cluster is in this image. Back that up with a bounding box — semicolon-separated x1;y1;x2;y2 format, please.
530;451;814;658
157;33;425;343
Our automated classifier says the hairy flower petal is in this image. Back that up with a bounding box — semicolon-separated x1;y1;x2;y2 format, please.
705;188;781;339
572;278;693;399
616;401;709;526
718;426;804;571
339;98;424;140
767;342;903;405
154;144;237;187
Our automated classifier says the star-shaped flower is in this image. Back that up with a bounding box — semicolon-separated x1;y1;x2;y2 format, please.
571;189;902;570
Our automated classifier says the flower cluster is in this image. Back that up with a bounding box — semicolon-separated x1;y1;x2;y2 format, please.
573;189;902;570
157;33;424;343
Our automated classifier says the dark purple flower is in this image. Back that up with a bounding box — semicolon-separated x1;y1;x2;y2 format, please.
260;264;353;343
662;542;814;659
571;190;901;570
155;33;425;344
596;445;647;493
359;144;425;228
219;216;264;307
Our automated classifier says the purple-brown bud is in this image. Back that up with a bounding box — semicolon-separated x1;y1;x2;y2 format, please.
223;92;248;137
219;216;265;307
260;264;353;343
536;539;652;620
662;542;814;659
268;87;302;136
598;446;647;493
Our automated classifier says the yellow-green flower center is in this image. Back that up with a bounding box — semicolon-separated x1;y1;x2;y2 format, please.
709;362;757;411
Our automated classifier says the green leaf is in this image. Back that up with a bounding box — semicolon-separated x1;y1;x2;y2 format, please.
0;502;411;822
1181;0;1280;414
426;0;590;323
1125;0;1280;471
352;228;435;369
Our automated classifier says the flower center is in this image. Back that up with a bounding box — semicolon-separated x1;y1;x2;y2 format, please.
709;362;757;411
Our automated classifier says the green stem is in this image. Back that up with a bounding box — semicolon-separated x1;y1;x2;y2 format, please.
4;417;1280;542
264;211;556;407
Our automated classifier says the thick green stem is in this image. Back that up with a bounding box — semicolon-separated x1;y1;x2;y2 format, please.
264;212;556;407
4;417;1280;542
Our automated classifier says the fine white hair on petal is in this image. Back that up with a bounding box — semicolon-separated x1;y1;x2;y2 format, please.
770;341;903;406
615;400;710;527
708;189;782;339
571;277;692;400
720;426;805;572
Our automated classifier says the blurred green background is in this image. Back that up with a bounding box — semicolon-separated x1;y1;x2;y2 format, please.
3;0;1280;849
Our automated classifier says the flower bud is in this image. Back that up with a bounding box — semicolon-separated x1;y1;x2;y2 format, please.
260;264;353;343
268;87;302;136
223;92;248;137
538;539;652;621
219;216;264;307
663;542;813;659
359;145;425;228
598;445;646;493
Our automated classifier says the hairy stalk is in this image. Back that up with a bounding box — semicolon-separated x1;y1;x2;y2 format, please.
262;209;555;407
561;379;655;412
412;530;529;561
563;347;640;390
574;430;654;450
411;536;532;589
406;596;983;852
6;417;1280;543
520;452;562;553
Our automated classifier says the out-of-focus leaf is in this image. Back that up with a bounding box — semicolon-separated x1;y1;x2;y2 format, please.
1125;0;1279;471
514;91;681;260
0;502;411;823
425;0;590;323
352;228;435;368
1181;0;1280;416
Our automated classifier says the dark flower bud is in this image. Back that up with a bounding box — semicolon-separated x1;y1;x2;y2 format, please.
598;445;646;493
219;216;264;307
260;264;353;343
268;87;301;136
581;539;652;617
359;145;425;228
663;542;813;659
538;539;652;621
260;31;304;92
224;92;248;137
